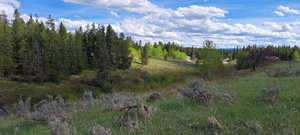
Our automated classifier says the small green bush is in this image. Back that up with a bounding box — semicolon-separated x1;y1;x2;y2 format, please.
292;50;300;61
148;46;164;58
171;50;188;60
199;41;223;79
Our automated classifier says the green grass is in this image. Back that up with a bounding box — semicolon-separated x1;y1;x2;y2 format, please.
132;58;197;73
0;58;198;106
1;62;300;135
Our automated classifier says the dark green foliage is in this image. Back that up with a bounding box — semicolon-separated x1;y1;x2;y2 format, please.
0;14;15;77
234;46;291;71
237;47;263;71
114;35;133;69
0;11;133;84
95;70;113;93
141;44;149;65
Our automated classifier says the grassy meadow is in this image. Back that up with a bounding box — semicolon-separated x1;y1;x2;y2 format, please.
1;61;300;135
0;58;199;106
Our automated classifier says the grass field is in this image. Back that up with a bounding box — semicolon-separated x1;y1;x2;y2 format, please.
0;58;199;106
1;61;299;135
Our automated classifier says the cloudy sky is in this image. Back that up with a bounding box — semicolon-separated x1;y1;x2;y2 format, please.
1;0;300;48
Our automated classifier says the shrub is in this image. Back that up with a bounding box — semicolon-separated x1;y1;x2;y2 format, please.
95;70;113;92
199;40;223;79
129;47;140;63
148;46;164;58
178;79;217;104
260;87;280;102
141;45;149;65
171;50;188;59
292;50;300;61
236;51;251;70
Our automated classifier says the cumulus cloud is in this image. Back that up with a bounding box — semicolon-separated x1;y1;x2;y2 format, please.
21;14;94;32
273;11;285;16
274;5;300;16
4;0;300;47
110;11;119;17
113;4;300;46
62;0;300;46
0;0;93;32
0;0;20;18
62;0;162;14
277;5;300;15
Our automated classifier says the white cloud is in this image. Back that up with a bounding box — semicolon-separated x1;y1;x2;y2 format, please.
174;5;227;19
58;0;300;47
112;4;300;47
273;11;284;16
0;0;20;18
62;0;162;14
0;0;93;33
0;0;20;8
277;5;300;15
4;0;300;47
274;5;300;16
110;11;119;17
21;14;94;32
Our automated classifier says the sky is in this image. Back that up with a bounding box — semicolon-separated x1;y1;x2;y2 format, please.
1;0;300;48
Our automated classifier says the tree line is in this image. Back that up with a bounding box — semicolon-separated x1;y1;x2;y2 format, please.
0;10;132;83
1;10;299;84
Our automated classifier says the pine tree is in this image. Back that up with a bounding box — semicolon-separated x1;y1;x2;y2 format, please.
0;13;15;77
106;25;117;68
95;25;110;71
43;16;63;82
114;34;132;69
84;23;97;69
12;9;28;75
141;43;149;65
0;10;137;83
72;28;86;73
58;22;72;74
25;15;36;76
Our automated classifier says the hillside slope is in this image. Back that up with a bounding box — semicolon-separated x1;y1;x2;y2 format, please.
1;62;300;135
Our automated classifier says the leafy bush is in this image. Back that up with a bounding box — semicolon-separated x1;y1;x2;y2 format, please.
141;45;149;65
292;50;300;61
236;51;251;70
148;46;164;58
199;41;223;79
171;50;188;60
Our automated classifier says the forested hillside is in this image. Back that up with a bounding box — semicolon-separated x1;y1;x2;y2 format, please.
0;9;134;83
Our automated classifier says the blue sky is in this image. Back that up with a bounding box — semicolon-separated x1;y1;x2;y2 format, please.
1;0;300;47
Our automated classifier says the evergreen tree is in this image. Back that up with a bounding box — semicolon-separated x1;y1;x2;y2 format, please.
95;25;110;71
141;44;149;65
0;10;138;84
0;13;15;77
114;33;132;69
12;9;28;75
72;28;86;73
43;15;63;82
106;25;117;69
58;22;72;74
